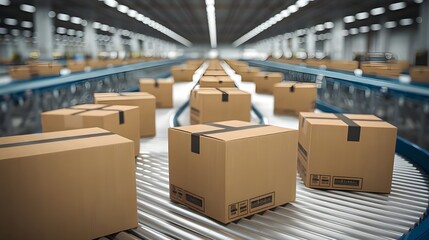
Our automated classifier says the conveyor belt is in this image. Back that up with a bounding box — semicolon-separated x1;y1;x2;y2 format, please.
128;66;429;240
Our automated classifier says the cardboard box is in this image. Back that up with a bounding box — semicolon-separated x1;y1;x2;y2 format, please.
237;67;260;82
169;120;297;223
410;66;429;84
204;70;228;76
35;63;62;77
139;78;173;108
94;92;156;137
361;63;403;78
87;59;107;69
41;104;140;156
185;60;203;70
254;72;283;94
298;113;397;193
199;76;236;88
190;88;251;124
0;128;137;239
9;65;32;80
273;82;317;115
67;61;86;73
171;65;195;82
326;60;358;72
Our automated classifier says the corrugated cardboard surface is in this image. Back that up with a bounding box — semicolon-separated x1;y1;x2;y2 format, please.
199;76;236;88
94;92;156;137
171;65;195;82
190;88;251;124
298;112;397;193
410;67;429;83
0;128;138;240
139;78;174;108
237;67;260;82
254;72;284;94
204;70;228;76
273;82;317;115
169;120;297;223
41;104;140;156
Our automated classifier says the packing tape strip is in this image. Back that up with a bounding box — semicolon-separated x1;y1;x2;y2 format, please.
215;88;229;102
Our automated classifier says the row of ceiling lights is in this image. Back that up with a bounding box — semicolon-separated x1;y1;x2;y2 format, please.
205;0;217;48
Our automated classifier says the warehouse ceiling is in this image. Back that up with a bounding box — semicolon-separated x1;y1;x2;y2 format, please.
0;0;422;46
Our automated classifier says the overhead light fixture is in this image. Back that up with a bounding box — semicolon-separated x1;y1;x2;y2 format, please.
11;29;20;37
355;12;369;20
20;4;36;13
127;9;137;18
70;17;82;25
57;13;70;21
416;17;422;23
48;11;56;18
349;28;359;35
57;27;66;34
342;29;349;36
370;24;382;31
0;0;10;6
399;18;413;26
389;2;406;11
359;26;369;33
343;15;355;23
296;0;309;7
104;0;118;8
101;24;109;31
93;22;101;29
21;21;33;28
324;22;334;29
414;0;423;3
136;14;144;21
315;24;325;32
385;21;397;29
281;9;290;18
4;18;17;26
117;4;129;13
67;29;76;36
287;5;298;13
370;7;385;16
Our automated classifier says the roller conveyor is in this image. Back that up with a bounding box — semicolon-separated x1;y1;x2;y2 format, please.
128;67;429;239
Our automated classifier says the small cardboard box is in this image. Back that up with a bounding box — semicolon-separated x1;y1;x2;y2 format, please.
204;70;228;76
298;113;397;193
169;120;297;223
171;65;195;82
9;65;32;80
237;67;260;82
410;67;429;84
41;104;140;156
199;76;236;88
35;63;62;76
94;92;156;137
326;61;358;72
0;128;137;239
67;61;86;73
254;72;284;94
273;82;317;115
190;88;250;124
139;78;173;108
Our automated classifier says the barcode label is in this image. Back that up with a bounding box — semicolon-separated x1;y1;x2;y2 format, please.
170;184;205;212
250;192;275;213
333;176;363;189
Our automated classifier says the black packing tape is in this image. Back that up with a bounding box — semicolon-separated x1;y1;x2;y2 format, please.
335;114;360;142
0;132;114;148
216;88;229;102
190;124;267;154
290;84;296;92
154;80;160;88
70;105;125;125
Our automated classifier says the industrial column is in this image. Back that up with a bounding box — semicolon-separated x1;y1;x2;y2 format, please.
306;29;316;58
415;0;429;65
330;19;345;60
84;21;98;59
34;0;53;61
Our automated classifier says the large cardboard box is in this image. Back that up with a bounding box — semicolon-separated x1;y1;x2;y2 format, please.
237;67;260;82
190;88;250;124
35;63;62;77
169;120;297;223
298;113;397;193
171;65;195;82
361;63;403;78
204;70;228;76
410;66;429;84
94;92;156;137
139;78;173;108
254;72;283;94
199;76;236;88
0;128;137;239
9;65;32;80
273;82;317;115
41;104;140;156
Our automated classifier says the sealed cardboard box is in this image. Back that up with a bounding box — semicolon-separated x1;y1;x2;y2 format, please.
139;78;173;108
361;63;403;78
169;120;297;223
67;60;86;73
326;60;358;72
35;63;62;77
190;88;250;124
298;113;397;193
410;66;429;84
204;70;228;76
9;65;32;80
94;92;156;137
41;104;140;156
254;72;283;94
273;82;317;115
237;67;260;82
171;65;195;82
199;76;236;88
0;128;137;239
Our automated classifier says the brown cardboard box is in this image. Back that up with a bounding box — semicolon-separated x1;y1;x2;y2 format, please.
326;60;358;72
237;67;260;82
169;120;297;223
298;113;397;193
273;82;317;115
190;88;251;124
67;60;86;73
254;72;283;94
94;92;156;137
171;65;195;82
41;104;140;156
139;78;173;108
227;61;248;72
87;59;107;69
9;65;32;80
199;76;236;88
185;60;203;70
410;66;429;84
204;70;228;76
361;63;403;78
35;63;62;76
0;128;137;239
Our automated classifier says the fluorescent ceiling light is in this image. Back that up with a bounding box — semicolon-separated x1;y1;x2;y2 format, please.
0;0;10;6
11;29;20;36
370;7;385;16
21;21;33;28
117;4;129;13
414;0;423;3
315;24;325;31
370;24;381;31
104;0;118;8
101;24;109;31
416;17;422;23
349;28;358;35
359;26;369;33
355;12;369;20
389;2;406;11
136;14;144;21
70;17;82;24
67;29;76;36
23;30;31;37
93;22;101;29
343;15;355;23
399;18;413;26
127;9;137;18
385;21;397;29
0;28;6;34
20;4;36;13
4;18;17;26
281;9;290;18
342;29;349;36
324;22;334;29
296;0;309;7
57;13;70;21
57;27;66;34
287;5;298;13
